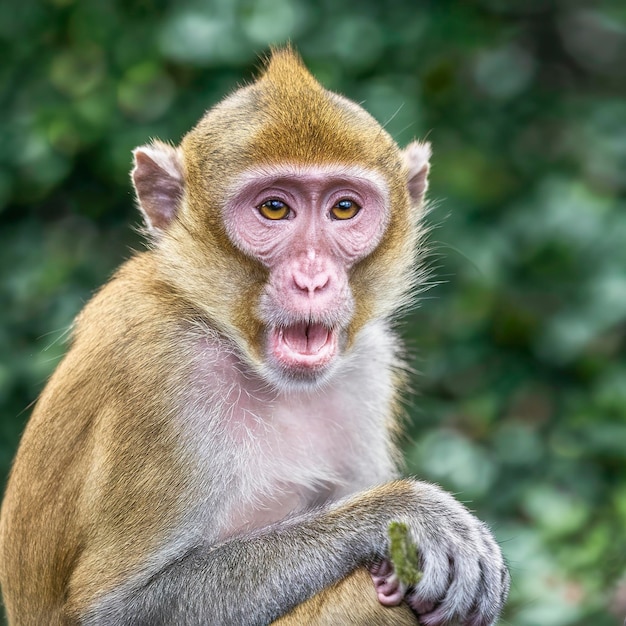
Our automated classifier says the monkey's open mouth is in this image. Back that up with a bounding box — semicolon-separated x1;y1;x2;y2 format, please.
271;323;337;370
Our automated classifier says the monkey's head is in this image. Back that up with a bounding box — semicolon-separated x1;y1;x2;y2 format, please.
132;48;430;389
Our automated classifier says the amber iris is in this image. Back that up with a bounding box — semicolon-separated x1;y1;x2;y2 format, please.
258;199;290;220
330;199;360;220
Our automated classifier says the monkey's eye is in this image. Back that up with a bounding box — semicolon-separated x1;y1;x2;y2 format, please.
330;199;360;220
258;199;290;220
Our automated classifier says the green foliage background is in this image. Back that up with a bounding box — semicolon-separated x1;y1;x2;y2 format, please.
1;0;625;623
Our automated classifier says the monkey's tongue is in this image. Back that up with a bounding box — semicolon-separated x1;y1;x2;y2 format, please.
272;323;337;369
283;323;329;354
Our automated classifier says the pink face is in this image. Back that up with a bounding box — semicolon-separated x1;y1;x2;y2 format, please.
223;163;389;381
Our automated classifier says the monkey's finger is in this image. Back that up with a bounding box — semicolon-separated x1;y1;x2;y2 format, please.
369;559;406;606
375;575;406;606
368;558;394;578
466;553;510;626
416;550;482;625
405;541;454;611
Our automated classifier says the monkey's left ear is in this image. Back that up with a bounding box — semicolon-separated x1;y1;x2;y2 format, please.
402;141;431;207
131;140;184;235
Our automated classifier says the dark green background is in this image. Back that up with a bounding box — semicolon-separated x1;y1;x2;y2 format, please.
1;0;625;623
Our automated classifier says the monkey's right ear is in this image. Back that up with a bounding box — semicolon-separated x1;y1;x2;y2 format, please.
132;140;184;235
402;141;431;208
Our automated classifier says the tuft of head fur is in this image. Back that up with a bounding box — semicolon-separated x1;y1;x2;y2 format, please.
181;47;405;197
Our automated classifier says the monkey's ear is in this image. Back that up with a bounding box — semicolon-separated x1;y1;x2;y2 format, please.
132;141;184;234
402;141;431;206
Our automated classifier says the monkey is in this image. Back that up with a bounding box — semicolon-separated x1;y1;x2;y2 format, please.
0;47;509;626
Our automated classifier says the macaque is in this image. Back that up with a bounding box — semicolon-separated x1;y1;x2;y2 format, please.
0;48;509;625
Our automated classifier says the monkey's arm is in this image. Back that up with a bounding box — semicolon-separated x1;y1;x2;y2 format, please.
78;481;507;626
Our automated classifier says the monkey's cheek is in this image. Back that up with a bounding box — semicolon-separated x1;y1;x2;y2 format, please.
269;324;338;374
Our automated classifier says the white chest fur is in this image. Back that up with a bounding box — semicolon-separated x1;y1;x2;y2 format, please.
178;321;401;539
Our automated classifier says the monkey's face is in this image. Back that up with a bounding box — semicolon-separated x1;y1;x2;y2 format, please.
223;163;389;383
132;49;430;390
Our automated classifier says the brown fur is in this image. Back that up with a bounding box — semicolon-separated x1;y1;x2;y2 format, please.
0;259;193;623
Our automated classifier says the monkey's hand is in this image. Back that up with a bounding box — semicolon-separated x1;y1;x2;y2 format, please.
363;480;509;626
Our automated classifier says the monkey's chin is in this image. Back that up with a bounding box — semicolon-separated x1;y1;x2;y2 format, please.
269;323;338;378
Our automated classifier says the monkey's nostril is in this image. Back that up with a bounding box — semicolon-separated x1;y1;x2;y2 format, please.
312;273;330;293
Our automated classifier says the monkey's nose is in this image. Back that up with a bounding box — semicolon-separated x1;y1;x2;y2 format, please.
292;269;331;296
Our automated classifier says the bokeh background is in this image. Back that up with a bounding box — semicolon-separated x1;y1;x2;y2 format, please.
1;0;625;623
